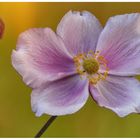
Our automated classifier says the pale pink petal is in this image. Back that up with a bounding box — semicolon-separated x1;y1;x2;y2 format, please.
12;28;75;88
31;75;89;116
57;10;102;56
96;13;140;76
90;75;140;117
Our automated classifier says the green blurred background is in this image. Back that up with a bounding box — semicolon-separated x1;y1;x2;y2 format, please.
1;2;140;138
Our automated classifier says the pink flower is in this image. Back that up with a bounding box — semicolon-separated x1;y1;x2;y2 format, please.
12;11;140;117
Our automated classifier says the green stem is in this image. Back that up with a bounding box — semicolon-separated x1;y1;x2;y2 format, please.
35;116;57;138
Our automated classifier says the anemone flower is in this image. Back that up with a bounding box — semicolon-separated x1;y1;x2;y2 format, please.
12;11;140;118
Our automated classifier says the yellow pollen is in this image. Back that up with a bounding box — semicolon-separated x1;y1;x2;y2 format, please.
73;51;109;85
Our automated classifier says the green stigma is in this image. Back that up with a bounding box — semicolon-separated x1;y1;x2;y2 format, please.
83;58;99;74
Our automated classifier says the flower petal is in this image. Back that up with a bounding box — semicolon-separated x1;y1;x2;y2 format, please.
31;75;89;116
57;10;102;56
90;75;140;117
12;28;75;88
96;13;140;76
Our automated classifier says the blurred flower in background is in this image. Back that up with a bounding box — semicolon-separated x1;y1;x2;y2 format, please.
0;19;4;38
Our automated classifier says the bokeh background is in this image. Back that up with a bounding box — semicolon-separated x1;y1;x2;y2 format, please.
1;2;140;137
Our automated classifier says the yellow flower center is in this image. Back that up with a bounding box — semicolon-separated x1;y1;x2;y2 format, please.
83;58;99;74
73;51;109;84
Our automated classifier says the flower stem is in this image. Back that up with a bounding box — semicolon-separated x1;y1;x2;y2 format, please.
35;116;57;138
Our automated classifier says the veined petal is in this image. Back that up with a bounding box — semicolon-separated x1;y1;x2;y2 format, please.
12;28;75;88
31;75;89;116
90;75;140;117
57;10;102;56
96;13;140;76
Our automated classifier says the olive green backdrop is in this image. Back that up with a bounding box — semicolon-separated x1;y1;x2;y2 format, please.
0;2;140;137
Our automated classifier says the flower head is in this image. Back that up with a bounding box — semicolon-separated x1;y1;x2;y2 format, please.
12;11;140;117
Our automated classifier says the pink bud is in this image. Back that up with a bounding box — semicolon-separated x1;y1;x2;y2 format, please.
0;19;4;39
